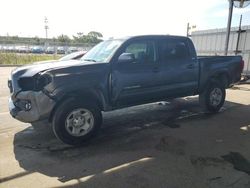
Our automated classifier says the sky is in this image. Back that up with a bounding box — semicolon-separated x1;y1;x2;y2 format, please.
0;0;250;39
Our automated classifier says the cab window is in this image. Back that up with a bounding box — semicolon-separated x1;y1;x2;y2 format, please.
160;39;190;61
123;41;156;63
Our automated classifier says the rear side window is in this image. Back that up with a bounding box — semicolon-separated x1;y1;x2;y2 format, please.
124;41;156;63
160;39;190;61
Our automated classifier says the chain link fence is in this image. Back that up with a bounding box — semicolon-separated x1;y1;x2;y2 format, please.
0;39;97;65
0;39;95;54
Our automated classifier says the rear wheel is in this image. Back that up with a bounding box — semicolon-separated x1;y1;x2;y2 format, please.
199;81;226;113
52;98;102;146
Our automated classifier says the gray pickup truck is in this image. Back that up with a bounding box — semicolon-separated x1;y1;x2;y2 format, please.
8;35;244;145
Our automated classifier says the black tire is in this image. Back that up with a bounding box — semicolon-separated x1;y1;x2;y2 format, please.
52;98;102;146
199;81;226;113
31;120;51;131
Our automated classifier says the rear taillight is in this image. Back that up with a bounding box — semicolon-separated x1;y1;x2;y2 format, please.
240;59;244;72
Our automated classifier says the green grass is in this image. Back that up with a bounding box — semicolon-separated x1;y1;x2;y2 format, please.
0;53;62;65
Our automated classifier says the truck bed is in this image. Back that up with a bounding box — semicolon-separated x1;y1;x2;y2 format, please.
197;55;243;92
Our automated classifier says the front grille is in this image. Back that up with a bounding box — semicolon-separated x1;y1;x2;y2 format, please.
8;80;13;93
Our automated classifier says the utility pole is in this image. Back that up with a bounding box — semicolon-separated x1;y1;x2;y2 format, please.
235;14;243;55
186;23;190;37
44;17;49;50
44;17;49;39
224;0;234;55
225;0;250;55
186;23;196;37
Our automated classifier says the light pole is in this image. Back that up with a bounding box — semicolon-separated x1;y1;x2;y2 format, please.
224;0;250;55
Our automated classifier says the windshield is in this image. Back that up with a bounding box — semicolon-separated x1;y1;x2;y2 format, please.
81;40;123;63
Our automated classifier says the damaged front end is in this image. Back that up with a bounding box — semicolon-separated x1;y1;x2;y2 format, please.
8;71;56;123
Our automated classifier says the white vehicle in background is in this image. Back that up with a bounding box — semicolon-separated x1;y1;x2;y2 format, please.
31;50;87;66
45;46;56;54
67;47;78;53
57;47;66;54
16;46;31;53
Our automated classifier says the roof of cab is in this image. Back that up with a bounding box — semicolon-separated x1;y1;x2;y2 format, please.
116;35;188;41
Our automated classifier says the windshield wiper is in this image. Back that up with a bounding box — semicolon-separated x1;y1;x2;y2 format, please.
83;59;96;62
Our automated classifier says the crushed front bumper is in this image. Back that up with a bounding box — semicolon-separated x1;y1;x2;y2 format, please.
9;91;56;123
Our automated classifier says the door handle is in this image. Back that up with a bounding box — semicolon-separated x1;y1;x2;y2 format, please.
186;64;195;69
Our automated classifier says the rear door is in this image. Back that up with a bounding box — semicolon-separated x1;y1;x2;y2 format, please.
157;38;199;97
112;39;160;106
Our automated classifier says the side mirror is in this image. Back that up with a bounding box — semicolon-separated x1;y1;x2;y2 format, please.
118;53;135;64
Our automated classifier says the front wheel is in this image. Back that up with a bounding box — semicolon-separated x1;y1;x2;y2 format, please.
199;81;226;113
52;98;102;146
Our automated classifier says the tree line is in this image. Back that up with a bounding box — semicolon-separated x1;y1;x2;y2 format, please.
0;31;103;45
57;31;103;44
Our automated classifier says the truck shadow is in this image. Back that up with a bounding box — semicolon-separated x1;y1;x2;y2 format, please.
10;97;250;186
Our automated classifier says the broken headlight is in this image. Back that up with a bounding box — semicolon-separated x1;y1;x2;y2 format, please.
18;73;52;91
18;77;35;91
35;73;52;91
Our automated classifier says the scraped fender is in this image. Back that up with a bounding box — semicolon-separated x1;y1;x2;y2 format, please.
48;86;110;122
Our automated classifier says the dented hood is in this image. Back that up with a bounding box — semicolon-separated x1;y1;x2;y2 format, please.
11;60;96;78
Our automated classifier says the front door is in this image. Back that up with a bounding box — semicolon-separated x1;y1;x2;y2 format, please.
112;39;159;106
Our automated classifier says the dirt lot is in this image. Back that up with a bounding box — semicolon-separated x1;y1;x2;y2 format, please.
1;67;250;188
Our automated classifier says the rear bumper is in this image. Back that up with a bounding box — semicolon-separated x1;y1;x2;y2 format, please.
9;91;56;123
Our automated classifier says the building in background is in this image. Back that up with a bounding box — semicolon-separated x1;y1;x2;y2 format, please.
191;25;250;76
